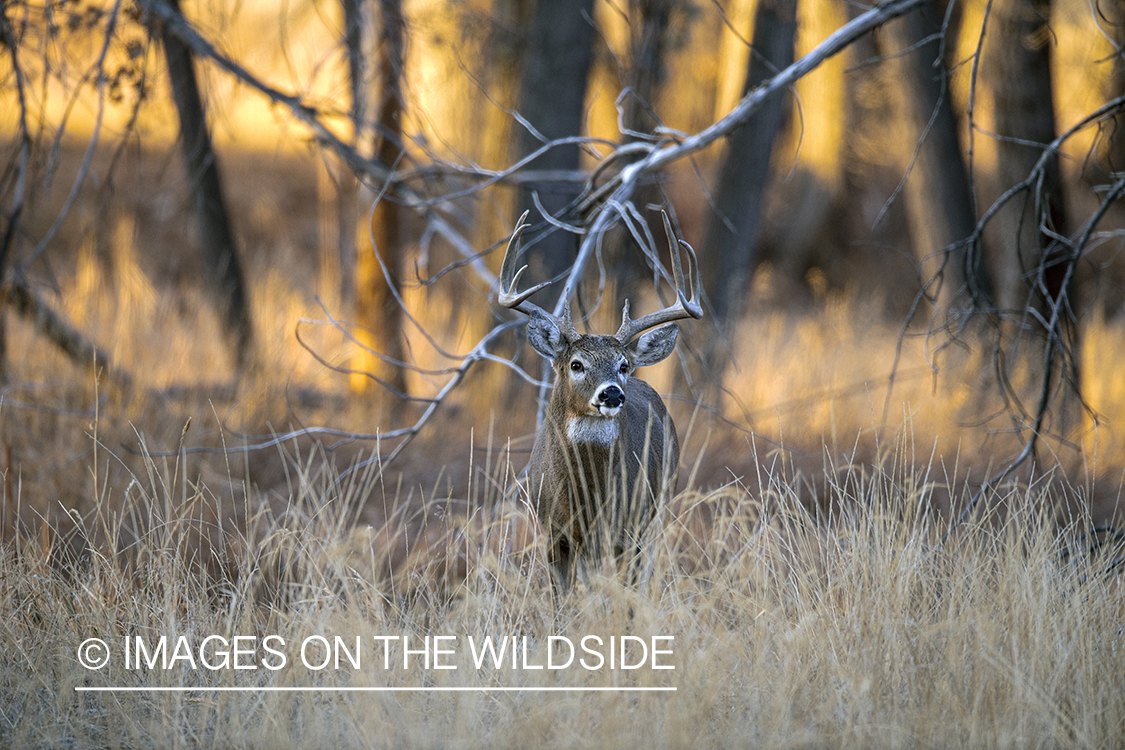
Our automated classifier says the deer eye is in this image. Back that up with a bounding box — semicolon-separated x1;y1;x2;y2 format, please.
618;362;629;375
570;360;584;373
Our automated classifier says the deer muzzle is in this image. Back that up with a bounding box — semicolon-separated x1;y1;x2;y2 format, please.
593;383;625;417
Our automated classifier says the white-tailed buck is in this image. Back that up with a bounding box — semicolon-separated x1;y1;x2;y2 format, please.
499;211;702;587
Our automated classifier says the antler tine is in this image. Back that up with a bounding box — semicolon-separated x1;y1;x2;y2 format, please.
497;211;552;317
662;211;691;305
614;211;704;343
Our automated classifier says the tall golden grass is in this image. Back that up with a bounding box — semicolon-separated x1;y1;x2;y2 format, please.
1;422;1122;748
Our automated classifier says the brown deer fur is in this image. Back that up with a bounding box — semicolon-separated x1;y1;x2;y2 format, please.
497;212;702;587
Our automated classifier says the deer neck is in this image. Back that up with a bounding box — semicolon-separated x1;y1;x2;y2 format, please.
561;412;626;494
565;413;622;447
544;383;628;456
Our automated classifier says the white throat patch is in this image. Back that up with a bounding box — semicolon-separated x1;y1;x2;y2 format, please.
566;417;619;446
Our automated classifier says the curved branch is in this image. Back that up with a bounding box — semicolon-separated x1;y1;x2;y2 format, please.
576;0;927;218
943;173;1125;543
138;0;495;288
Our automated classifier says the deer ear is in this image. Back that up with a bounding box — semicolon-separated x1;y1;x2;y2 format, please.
629;324;678;367
527;309;569;359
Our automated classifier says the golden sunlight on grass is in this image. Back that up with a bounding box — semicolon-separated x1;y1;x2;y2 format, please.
1;429;1122;748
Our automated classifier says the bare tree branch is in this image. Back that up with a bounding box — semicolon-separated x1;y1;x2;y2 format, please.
20;0;123;273
138;0;495;288
575;0;927;219
1;279;129;385
943;173;1125;543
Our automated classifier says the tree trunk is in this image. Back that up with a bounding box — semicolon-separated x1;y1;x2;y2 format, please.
351;0;409;404
984;0;1077;431
1082;0;1125;316
160;0;255;372
0;303;7;385
622;0;674;137
985;0;1068;316
605;0;676;319
338;0;366;307
881;0;993;315
703;0;797;333
1090;0;1125;179
515;0;596;287
0;4;27;384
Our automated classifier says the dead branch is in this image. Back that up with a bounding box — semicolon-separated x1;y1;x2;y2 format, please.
138;0;495;289
1;279;130;386
943;173;1125;543
960;95;1125;271
20;0;124;273
320;320;526;492
574;0;928;218
142;0;927;300
885;88;1125;451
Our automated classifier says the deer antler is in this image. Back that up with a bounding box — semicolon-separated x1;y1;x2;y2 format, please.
497;211;578;337
614;211;703;343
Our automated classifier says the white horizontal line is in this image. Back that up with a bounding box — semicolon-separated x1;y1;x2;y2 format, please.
75;686;676;693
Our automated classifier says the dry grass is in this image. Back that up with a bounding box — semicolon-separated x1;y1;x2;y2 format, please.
1;427;1123;748
3;283;1125;747
2;148;1124;748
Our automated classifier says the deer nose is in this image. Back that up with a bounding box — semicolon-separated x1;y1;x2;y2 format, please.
597;384;625;409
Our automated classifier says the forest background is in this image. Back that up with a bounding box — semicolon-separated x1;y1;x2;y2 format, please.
2;0;1125;746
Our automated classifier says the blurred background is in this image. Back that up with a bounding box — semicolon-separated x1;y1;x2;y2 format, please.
1;0;1124;554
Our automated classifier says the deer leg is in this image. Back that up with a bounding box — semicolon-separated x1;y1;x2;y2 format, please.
553;537;575;595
